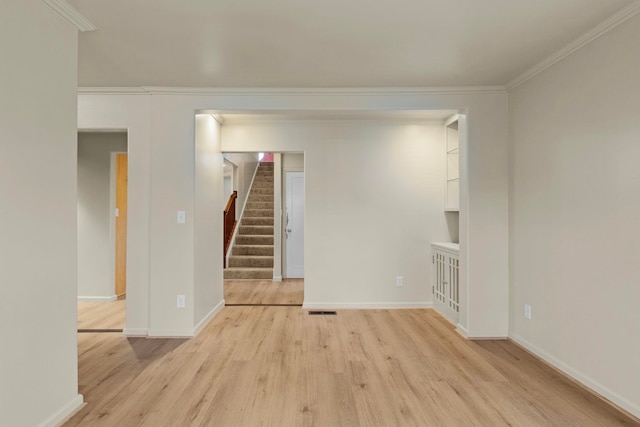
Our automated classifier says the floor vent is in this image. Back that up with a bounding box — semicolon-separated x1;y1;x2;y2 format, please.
308;311;337;315
78;329;123;333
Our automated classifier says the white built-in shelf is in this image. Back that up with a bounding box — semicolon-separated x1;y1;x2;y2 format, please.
445;116;459;212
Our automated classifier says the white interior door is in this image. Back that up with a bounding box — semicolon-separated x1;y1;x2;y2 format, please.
285;172;304;278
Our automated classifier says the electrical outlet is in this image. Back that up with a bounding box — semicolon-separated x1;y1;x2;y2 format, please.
177;294;186;308
524;304;532;320
396;276;403;287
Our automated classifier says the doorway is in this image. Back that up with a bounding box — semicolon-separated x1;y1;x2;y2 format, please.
77;131;127;331
223;152;305;306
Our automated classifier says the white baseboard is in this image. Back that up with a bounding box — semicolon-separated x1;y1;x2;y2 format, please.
456;324;469;338
510;333;640;419
77;295;117;302
193;299;225;336
123;328;149;337
302;301;432;309
147;329;194;338
272;275;282;282
38;394;83;427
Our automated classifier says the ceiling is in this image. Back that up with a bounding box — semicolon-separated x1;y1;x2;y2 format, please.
68;0;634;88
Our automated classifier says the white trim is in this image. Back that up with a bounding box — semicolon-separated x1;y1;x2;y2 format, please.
510;333;640;419
79;86;506;96
302;302;433;309
225;161;261;267
78;87;148;95
37;394;83;427
443;113;459;128
456;324;469;339
193;300;225;336
211;114;225;125
77;295;117;302
272;275;283;282
78;128;128;133
147;329;194;338
41;0;96;31
507;1;640;90
122;328;148;337
220;118;449;126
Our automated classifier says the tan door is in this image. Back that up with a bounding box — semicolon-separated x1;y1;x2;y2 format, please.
115;153;128;297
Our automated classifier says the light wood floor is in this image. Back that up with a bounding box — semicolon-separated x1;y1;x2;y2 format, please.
224;279;304;305
77;299;126;330
65;307;638;426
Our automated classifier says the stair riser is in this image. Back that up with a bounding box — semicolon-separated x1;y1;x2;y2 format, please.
229;256;273;268
242;217;273;226
252;181;274;188
247;196;274;204
232;246;274;256
239;226;273;235
224;269;273;280
250;188;274;195
246;202;273;210
236;235;274;245
243;209;273;218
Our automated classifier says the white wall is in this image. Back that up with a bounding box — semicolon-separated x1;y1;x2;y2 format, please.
78;90;509;338
509;13;640;418
282;152;304;171
223;152;259;216
224;122;452;304
194;115;224;329
0;1;82;426
77;132;127;299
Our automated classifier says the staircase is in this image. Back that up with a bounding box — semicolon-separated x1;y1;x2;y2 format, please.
224;162;274;280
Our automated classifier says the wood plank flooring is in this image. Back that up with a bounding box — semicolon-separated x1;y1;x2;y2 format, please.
224;279;303;305
77;299;126;330
65;307;638;426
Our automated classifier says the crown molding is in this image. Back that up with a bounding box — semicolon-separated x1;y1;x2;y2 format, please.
78;87;149;95
142;86;506;95
507;0;640;91
78;86;506;96
42;0;96;32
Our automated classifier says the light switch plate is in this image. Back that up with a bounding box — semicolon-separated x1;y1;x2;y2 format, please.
177;211;186;224
177;295;185;308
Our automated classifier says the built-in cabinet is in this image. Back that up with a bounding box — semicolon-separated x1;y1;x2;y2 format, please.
432;242;460;324
444;116;459;212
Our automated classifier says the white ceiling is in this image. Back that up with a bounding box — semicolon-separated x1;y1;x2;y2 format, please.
68;0;634;88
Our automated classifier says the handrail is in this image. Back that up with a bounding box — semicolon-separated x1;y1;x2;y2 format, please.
224;190;237;214
223;191;238;268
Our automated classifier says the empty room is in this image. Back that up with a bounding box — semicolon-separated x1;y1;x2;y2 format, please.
2;1;639;426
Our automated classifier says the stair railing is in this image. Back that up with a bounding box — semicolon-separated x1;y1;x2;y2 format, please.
223;191;238;268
